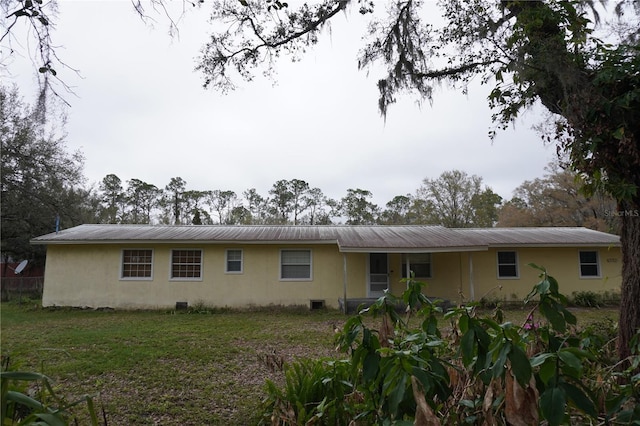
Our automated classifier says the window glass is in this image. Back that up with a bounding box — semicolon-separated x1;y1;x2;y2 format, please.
171;249;202;279
226;249;243;273
122;249;153;279
497;251;518;278
579;251;599;277
401;253;432;278
281;249;311;280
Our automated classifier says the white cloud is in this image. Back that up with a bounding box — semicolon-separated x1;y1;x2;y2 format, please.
7;1;555;208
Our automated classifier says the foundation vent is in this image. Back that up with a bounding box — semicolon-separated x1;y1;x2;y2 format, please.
310;299;325;310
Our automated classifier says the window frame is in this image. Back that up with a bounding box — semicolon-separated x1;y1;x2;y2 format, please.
401;253;432;279
120;249;154;280
496;250;519;279
169;249;203;281
225;249;243;274
579;250;600;278
279;249;312;281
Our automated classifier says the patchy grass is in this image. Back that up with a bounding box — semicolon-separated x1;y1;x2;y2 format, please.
0;302;620;425
483;304;620;327
1;303;345;425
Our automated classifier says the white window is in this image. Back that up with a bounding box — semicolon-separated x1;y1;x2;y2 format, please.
280;249;312;280
497;251;518;278
226;249;243;273
171;249;202;280
121;249;153;280
401;253;432;278
579;251;600;277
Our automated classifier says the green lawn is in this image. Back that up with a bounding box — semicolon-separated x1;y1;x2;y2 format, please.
0;302;620;425
1;303;347;425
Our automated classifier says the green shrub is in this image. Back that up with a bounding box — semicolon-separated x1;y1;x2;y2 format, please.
572;290;603;307
259;358;355;425
1;356;100;425
260;264;640;425
601;289;622;305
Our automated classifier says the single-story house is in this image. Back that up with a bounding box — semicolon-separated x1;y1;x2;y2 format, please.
31;224;622;311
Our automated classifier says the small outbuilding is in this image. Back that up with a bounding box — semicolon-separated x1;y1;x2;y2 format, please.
31;224;621;310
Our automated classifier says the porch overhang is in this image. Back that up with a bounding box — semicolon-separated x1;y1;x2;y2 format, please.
337;247;486;314
337;246;489;253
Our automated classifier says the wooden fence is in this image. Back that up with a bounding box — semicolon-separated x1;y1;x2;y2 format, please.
1;277;44;302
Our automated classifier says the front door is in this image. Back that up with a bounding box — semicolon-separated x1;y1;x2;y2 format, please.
368;253;389;297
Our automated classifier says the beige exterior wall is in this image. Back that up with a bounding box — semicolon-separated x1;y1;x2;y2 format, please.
344;252;368;299
41;243;622;310
382;246;622;305
43;243;355;309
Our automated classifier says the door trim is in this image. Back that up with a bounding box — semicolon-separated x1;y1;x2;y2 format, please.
367;252;389;297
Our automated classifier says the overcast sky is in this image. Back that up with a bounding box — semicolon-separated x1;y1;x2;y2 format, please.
5;1;557;208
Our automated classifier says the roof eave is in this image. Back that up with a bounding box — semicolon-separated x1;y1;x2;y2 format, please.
338;246;488;253
31;239;340;246
487;243;621;248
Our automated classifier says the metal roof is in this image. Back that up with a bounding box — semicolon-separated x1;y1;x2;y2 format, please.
30;224;339;244
334;226;487;252
31;224;620;252
453;227;621;247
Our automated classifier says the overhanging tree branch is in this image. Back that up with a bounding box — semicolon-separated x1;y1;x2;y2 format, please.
197;0;351;91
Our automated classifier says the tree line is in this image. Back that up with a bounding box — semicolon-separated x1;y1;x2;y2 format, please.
93;172;503;227
1;84;618;268
93;162;618;232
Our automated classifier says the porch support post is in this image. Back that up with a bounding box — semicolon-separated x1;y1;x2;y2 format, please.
469;253;475;301
342;253;348;314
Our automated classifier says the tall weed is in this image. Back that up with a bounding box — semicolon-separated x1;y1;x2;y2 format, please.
260;265;640;425
1;355;100;425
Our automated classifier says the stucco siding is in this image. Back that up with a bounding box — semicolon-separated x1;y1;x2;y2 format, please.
469;246;622;304
388;253;404;296
424;247;622;304
382;252;471;303
345;252;368;299
379;247;622;305
43;243;352;309
431;252;471;302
